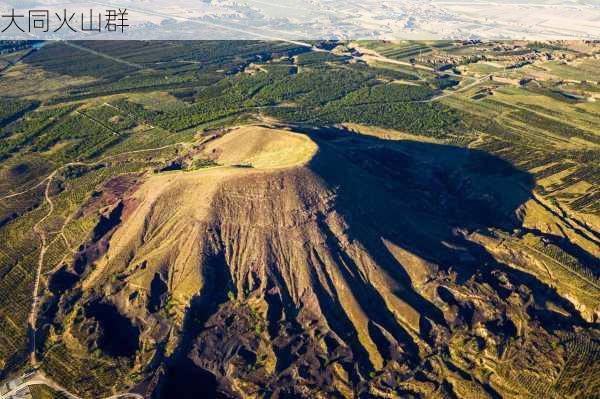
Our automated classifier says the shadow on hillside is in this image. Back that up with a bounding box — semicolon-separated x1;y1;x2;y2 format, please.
295;125;591;368
153;124;595;398
153;252;233;399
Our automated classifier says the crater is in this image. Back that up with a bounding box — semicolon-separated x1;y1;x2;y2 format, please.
202;126;318;169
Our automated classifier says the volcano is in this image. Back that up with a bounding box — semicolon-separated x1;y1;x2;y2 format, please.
43;126;599;399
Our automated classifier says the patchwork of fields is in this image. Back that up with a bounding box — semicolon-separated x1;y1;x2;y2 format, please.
0;40;598;399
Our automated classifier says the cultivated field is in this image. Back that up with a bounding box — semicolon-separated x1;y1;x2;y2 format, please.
0;40;598;399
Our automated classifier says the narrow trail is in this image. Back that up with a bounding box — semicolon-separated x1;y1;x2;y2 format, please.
29;170;58;366
0;142;188;377
63;41;148;71
0;136;231;398
417;74;492;103
76;110;120;136
0;142;185;203
358;53;436;73
0;179;50;201
0;143;188;398
103;102;156;129
0;371;143;399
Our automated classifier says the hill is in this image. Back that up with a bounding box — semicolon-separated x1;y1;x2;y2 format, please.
36;126;599;399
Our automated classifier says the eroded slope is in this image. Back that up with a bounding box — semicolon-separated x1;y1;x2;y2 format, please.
38;126;599;399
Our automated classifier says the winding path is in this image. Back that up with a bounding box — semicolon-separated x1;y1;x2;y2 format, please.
0;136;220;398
3;142;190;362
63;41;147;71
29;169;58;366
0;371;143;399
0;143;185;202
